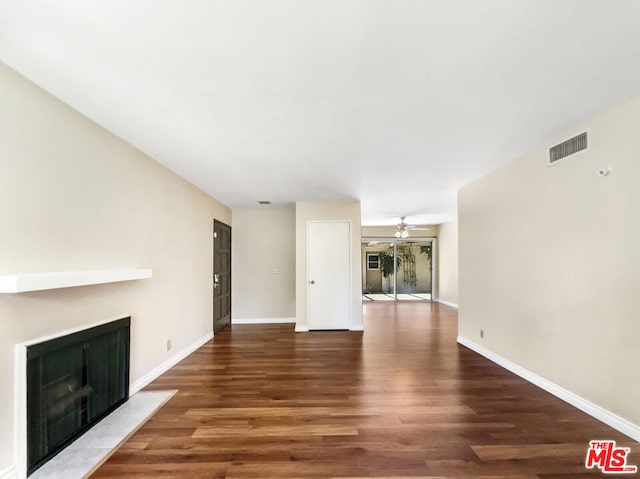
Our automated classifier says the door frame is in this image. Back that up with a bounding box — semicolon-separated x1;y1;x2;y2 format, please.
306;220;352;330
361;236;436;301
213;219;232;333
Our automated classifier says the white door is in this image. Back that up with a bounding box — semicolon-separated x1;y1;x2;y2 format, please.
308;221;351;330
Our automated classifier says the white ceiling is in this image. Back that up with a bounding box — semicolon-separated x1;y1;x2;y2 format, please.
1;1;639;225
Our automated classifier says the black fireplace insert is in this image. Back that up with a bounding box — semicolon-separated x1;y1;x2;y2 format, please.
26;317;130;475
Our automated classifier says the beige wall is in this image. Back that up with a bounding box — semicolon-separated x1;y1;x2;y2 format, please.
458;95;640;428
436;221;458;305
0;63;230;472
295;202;363;330
231;208;296;319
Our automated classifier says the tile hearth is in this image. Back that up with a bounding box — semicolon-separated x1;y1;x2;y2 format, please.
30;390;175;479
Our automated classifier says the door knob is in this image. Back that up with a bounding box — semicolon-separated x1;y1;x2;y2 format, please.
309;280;315;284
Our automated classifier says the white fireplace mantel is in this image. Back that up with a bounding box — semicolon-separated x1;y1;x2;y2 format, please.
0;269;152;293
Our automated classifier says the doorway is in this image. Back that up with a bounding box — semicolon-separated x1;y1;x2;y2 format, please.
214;220;231;333
362;238;433;301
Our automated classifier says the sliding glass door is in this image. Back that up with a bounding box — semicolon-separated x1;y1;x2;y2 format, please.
362;239;432;301
396;241;432;300
362;241;396;300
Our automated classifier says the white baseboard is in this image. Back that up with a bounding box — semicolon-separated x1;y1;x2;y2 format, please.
130;332;213;394
350;324;365;331
0;466;15;479
457;335;640;442
233;317;296;324
436;298;458;308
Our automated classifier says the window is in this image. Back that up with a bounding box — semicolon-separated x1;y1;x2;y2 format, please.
367;253;380;270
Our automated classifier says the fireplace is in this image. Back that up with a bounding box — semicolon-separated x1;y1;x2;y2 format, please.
26;317;130;475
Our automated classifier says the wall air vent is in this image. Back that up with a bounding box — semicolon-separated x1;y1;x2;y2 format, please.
549;131;588;165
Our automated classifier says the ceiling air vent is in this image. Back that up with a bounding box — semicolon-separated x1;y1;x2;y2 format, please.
549;131;588;165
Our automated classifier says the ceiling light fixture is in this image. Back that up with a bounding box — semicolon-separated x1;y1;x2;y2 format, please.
395;216;432;238
395;217;410;238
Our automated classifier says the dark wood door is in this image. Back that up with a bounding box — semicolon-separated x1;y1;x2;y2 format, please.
214;220;231;333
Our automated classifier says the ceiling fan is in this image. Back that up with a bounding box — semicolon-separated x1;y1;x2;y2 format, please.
395;217;430;238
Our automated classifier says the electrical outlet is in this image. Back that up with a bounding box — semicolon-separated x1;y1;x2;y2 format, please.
480;329;484;339
166;339;172;351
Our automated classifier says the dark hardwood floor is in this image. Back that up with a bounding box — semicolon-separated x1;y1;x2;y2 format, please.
91;302;638;478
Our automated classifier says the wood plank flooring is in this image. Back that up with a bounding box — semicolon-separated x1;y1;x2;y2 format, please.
91;302;639;478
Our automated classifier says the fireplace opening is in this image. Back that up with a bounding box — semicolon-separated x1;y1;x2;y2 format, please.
26;317;130;475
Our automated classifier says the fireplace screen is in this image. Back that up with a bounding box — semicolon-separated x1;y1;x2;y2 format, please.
26;317;130;475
